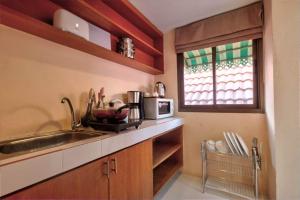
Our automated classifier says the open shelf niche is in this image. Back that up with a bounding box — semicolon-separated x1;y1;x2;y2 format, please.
0;0;164;75
152;126;183;195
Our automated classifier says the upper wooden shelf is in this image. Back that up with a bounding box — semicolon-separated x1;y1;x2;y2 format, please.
0;5;163;75
51;0;163;56
103;0;163;39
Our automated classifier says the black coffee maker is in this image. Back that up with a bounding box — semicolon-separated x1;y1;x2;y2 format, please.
127;91;144;120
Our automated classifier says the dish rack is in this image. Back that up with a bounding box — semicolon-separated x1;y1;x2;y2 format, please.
201;138;261;199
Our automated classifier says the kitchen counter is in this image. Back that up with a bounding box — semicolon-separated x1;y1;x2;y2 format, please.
0;117;183;197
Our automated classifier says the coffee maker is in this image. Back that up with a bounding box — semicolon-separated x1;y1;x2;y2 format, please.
127;91;144;120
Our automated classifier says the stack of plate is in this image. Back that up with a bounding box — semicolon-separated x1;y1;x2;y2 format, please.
223;132;249;157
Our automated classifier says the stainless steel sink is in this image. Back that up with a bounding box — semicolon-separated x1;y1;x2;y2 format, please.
0;130;102;154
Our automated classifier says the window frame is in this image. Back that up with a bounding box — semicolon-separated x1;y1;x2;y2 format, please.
177;39;264;113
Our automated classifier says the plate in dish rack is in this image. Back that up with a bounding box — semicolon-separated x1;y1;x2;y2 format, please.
235;133;250;157
229;132;244;156
223;132;237;155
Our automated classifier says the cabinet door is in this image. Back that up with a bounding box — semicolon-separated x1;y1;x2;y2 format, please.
108;148;129;200
126;139;153;200
58;157;109;199
3;157;109;200
109;140;153;200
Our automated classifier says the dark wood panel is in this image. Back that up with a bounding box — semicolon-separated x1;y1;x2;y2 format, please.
0;5;163;75
135;48;155;67
153;126;183;144
154;37;164;72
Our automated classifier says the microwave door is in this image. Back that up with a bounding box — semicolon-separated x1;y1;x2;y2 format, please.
158;101;171;116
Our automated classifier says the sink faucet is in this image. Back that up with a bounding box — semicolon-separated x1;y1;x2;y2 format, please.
61;97;81;130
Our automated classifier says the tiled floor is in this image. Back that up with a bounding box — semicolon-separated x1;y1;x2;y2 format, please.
155;173;234;200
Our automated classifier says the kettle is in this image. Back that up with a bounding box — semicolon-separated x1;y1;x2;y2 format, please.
154;82;166;98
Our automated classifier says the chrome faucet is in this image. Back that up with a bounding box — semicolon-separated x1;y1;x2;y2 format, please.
61;97;81;130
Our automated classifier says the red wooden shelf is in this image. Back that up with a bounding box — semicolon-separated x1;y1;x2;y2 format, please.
0;5;163;75
103;0;163;39
153;144;181;169
152;127;183;195
51;0;163;56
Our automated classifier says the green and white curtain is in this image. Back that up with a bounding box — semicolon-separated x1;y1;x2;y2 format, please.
184;40;253;73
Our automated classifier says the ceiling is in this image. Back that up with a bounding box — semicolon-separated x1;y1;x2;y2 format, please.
129;0;259;33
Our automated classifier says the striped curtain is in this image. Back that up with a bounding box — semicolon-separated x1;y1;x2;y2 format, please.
184;40;253;73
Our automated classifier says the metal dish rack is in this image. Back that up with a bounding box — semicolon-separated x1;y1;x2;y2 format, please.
201;138;261;199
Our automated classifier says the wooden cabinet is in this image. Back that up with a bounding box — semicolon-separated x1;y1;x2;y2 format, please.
1;126;183;199
126;139;153;200
3;157;109;200
109;147;128;200
109;139;153;200
3;140;153;200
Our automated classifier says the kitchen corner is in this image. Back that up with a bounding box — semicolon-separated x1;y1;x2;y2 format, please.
3;0;294;199
0;117;183;197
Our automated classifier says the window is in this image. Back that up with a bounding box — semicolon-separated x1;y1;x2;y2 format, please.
177;39;263;113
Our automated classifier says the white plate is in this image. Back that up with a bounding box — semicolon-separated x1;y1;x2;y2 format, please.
229;132;244;156
215;140;229;154
223;132;237;155
235;133;249;157
206;140;216;152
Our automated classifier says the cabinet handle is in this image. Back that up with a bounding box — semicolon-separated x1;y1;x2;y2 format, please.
110;158;117;174
103;161;110;178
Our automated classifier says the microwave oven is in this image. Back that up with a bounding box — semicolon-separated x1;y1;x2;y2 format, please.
143;98;174;119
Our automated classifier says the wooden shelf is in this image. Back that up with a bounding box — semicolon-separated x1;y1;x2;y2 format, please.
153;159;182;195
51;0;163;56
103;0;163;39
153;143;181;169
152;127;183;196
0;5;163;75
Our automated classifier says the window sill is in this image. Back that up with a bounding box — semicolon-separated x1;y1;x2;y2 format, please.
178;106;264;113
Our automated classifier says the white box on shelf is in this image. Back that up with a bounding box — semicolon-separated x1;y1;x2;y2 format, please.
88;23;111;50
53;9;89;40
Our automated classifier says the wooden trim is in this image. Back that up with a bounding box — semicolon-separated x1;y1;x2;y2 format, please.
152;126;183;140
177;39;264;113
177;53;186;110
256;38;265;112
212;47;217;105
178;106;263;113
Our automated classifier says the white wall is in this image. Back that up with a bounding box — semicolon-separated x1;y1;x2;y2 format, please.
272;0;300;199
0;25;154;141
263;0;276;198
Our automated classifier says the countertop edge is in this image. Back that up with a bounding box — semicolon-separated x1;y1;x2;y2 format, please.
0;117;184;197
